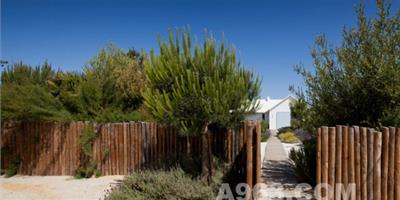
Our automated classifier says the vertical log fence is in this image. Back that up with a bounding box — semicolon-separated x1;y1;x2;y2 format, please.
1;120;261;183
316;125;400;200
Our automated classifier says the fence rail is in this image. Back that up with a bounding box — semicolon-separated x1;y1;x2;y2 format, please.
316;126;400;200
1;121;261;185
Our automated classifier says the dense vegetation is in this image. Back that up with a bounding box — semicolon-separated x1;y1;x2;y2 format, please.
105;167;223;200
144;28;261;183
291;0;400;132
289;0;399;185
1;45;148;122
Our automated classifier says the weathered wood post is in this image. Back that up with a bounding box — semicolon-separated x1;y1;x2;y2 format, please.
328;127;336;198
360;127;367;200
367;128;374;200
335;125;343;198
395;128;400;200
255;121;261;185
382;128;389;200
373;131;382;200
316;127;322;185
321;126;329;197
245;121;255;199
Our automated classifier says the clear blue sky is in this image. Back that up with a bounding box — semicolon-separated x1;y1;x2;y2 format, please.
1;0;395;98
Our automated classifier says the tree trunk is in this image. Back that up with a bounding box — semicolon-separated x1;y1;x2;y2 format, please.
200;123;212;184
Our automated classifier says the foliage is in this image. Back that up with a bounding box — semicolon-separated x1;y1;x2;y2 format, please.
277;126;293;134
291;0;400;131
278;131;301;143
261;132;269;142
79;126;98;157
260;120;268;133
75;126;100;178
289;139;316;185
143;27;261;182
1;44;147;122
144;27;261;133
105;168;220;200
75;160;98;179
4;158;20;178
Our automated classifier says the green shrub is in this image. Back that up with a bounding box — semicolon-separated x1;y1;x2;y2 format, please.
75;160;99;179
277;126;293;134
75;126;100;178
261;132;269;142
289;139;316;185
105;168;218;200
278;131;301;143
260;120;268;133
80;126;97;157
5;158;20;178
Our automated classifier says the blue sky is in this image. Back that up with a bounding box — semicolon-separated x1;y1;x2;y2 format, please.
1;0;395;98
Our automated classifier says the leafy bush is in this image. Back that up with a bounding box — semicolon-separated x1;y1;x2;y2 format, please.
260;120;268;133
289;139;316;185
261;131;269;142
1;45;148;123
277;126;293;134
278;131;301;143
105;168;219;200
75;160;98;179
4;158;20;178
75;126;100;178
79;126;98;157
291;0;400;130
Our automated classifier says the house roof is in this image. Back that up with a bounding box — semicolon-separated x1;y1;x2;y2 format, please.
253;95;296;113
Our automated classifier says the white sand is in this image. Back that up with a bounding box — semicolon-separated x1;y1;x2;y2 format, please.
0;175;123;200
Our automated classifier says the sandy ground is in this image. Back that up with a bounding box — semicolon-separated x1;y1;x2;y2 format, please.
0;175;123;200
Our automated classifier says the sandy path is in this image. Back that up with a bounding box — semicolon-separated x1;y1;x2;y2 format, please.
0;175;123;200
260;130;313;199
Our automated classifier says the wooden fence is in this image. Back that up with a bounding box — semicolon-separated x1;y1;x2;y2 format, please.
1;121;261;184
316;126;400;200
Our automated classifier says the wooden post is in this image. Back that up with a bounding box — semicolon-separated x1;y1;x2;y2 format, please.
388;127;396;200
354;126;361;200
246;121;254;198
322;126;329;198
328;127;336;198
373;131;382;200
381;128;389;200
367;128;374;200
343;126;349;189
360;127;367;200
349;127;355;186
335;125;343;195
395;128;400;200
316;128;322;185
255;121;261;185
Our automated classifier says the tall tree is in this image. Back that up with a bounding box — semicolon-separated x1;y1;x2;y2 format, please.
144;27;260;183
291;0;400;131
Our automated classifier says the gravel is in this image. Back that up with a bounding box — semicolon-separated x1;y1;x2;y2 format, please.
0;175;123;200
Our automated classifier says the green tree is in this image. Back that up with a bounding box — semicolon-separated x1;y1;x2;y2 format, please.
291;0;400;131
144;28;261;183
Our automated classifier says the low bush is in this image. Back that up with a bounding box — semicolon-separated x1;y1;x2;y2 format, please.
4;158;20;177
261;132;269;142
105;168;219;200
278;131;301;143
289;138;316;185
277;126;293;134
260;120;268;133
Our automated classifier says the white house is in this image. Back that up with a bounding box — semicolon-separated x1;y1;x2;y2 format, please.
246;95;297;130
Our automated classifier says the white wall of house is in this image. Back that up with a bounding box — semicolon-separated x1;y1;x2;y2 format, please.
268;98;293;130
245;113;268;123
246;113;263;121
